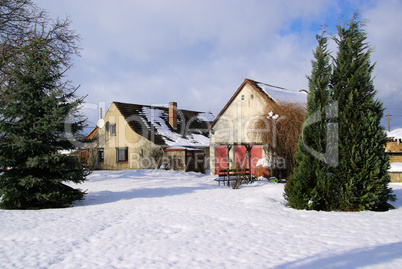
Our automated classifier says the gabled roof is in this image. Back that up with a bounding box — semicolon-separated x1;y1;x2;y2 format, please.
387;128;402;141
86;126;99;140
210;78;307;130
254;80;307;104
113;102;214;148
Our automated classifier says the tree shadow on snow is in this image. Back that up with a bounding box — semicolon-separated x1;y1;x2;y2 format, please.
390;187;402;208
275;241;402;269
86;169;162;181
76;185;211;206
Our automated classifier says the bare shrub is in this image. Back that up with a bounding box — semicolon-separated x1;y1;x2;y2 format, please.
253;102;306;178
150;147;163;168
232;163;251;189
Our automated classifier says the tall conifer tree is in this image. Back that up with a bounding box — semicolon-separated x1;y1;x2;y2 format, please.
285;35;334;210
0;3;88;209
286;15;395;211
331;16;395;211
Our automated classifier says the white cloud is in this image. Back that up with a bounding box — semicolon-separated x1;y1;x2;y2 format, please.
362;0;402;128
364;0;402;97
34;0;402;128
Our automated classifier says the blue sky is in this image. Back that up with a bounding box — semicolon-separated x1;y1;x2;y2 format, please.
34;0;402;131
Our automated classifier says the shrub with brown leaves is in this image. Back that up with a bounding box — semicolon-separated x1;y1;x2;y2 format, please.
252;102;306;178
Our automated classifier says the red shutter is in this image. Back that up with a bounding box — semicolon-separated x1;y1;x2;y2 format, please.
215;146;227;175
234;145;262;174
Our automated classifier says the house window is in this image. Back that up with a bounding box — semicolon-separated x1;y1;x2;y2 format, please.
116;147;128;162
251;94;254;99
98;148;104;163
110;124;116;136
241;95;245;100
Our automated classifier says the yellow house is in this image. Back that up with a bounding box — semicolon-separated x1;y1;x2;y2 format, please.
91;101;213;172
386;128;402;182
386;128;402;163
209;78;306;177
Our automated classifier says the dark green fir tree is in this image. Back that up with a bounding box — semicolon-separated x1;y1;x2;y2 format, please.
331;16;395;211
0;27;88;209
284;34;335;210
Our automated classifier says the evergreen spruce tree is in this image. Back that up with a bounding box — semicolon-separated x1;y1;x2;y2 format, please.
0;17;88;209
331;16;395;211
286;14;395;211
284;35;334;210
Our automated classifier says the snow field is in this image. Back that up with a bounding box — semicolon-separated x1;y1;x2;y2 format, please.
1;170;402;268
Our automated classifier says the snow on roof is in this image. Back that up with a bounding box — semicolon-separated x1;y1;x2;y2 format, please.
140;106;211;147
165;146;204;151
387;128;402;140
390;162;402;172
113;102;213;148
197;112;215;122
59;150;74;155
256;82;307;104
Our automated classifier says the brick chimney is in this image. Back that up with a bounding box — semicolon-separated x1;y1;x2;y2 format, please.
169;102;177;129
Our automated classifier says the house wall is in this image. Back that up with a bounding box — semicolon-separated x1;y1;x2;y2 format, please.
95;103;160;170
165;150;186;171
390;172;402;183
386;140;402;163
164;149;207;173
209;83;271;175
390;155;402;163
186;150;206;173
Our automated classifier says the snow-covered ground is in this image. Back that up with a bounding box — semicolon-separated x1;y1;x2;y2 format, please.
1;170;402;269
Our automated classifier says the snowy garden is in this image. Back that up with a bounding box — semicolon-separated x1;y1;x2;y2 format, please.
1;169;402;268
2;2;402;268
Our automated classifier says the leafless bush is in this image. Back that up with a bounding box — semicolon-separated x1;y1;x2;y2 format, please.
253;102;306;178
149;147;163;168
232;163;250;189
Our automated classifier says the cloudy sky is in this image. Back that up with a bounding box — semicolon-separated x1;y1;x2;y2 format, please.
35;0;402;130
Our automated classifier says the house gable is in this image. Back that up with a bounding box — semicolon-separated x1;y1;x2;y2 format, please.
210;79;276;145
210;78;306;131
98;102;156;169
210;79;271;131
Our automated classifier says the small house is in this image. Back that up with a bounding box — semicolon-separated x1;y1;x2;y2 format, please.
209;78;306;177
91;101;214;173
386;128;402;163
387;128;402;182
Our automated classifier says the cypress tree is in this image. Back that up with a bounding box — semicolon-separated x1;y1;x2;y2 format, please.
284;34;334;210
286;14;395;211
0;24;88;209
331;16;395;211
